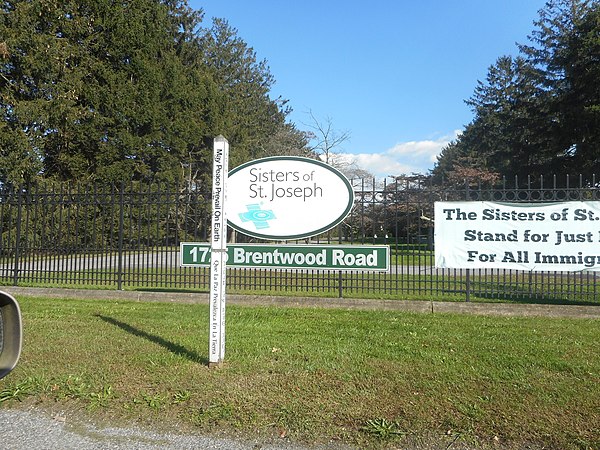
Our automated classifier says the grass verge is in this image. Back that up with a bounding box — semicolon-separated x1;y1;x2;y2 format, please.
1;295;598;449
3;265;600;305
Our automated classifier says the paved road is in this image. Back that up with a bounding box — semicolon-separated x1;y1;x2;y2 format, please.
0;408;348;450
0;252;180;272
6;250;600;280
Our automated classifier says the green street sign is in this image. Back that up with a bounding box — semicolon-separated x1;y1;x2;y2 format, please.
180;243;390;272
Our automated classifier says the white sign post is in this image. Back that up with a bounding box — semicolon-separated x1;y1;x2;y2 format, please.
209;136;228;367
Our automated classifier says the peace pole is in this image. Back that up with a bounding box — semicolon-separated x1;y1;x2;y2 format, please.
209;136;228;367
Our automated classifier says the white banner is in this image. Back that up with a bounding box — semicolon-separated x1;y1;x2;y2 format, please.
435;201;600;271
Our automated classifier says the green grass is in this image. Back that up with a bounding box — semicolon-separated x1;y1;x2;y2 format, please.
390;248;433;266
3;268;598;305
1;295;599;449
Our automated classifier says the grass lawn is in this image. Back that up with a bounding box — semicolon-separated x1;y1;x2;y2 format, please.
1;295;598;449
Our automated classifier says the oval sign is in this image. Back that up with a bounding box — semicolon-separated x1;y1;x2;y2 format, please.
227;156;354;240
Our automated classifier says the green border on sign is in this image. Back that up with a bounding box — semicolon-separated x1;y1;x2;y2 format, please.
180;243;390;272
227;156;355;240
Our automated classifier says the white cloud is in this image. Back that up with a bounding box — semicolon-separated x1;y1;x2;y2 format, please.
337;130;460;179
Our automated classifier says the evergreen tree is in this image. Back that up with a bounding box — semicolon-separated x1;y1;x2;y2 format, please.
0;0;217;184
433;0;600;183
433;56;555;181
553;1;600;173
197;18;291;168
0;1;301;186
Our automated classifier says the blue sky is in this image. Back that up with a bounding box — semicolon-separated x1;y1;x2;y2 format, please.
189;1;548;177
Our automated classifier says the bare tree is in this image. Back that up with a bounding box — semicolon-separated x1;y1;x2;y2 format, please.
302;110;351;164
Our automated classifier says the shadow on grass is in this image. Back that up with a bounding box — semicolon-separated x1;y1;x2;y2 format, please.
95;314;208;365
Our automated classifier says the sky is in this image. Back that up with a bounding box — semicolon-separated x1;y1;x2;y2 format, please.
188;0;549;178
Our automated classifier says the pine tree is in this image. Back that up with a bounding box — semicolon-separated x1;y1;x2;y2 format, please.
433;0;600;183
198;18;290;168
0;1;300;186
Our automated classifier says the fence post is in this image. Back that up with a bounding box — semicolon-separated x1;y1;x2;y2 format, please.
464;180;471;302
337;223;343;298
117;182;125;290
465;269;471;302
12;188;23;286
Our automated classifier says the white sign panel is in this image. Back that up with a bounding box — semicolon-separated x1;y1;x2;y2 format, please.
435;201;600;271
227;156;354;240
209;136;228;366
211;137;228;251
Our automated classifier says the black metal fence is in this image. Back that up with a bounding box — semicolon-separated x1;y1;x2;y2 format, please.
1;175;598;304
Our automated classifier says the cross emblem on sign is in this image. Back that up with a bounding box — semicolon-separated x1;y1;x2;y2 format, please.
239;204;276;230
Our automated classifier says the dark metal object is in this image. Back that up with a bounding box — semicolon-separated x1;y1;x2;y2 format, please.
0;175;597;303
